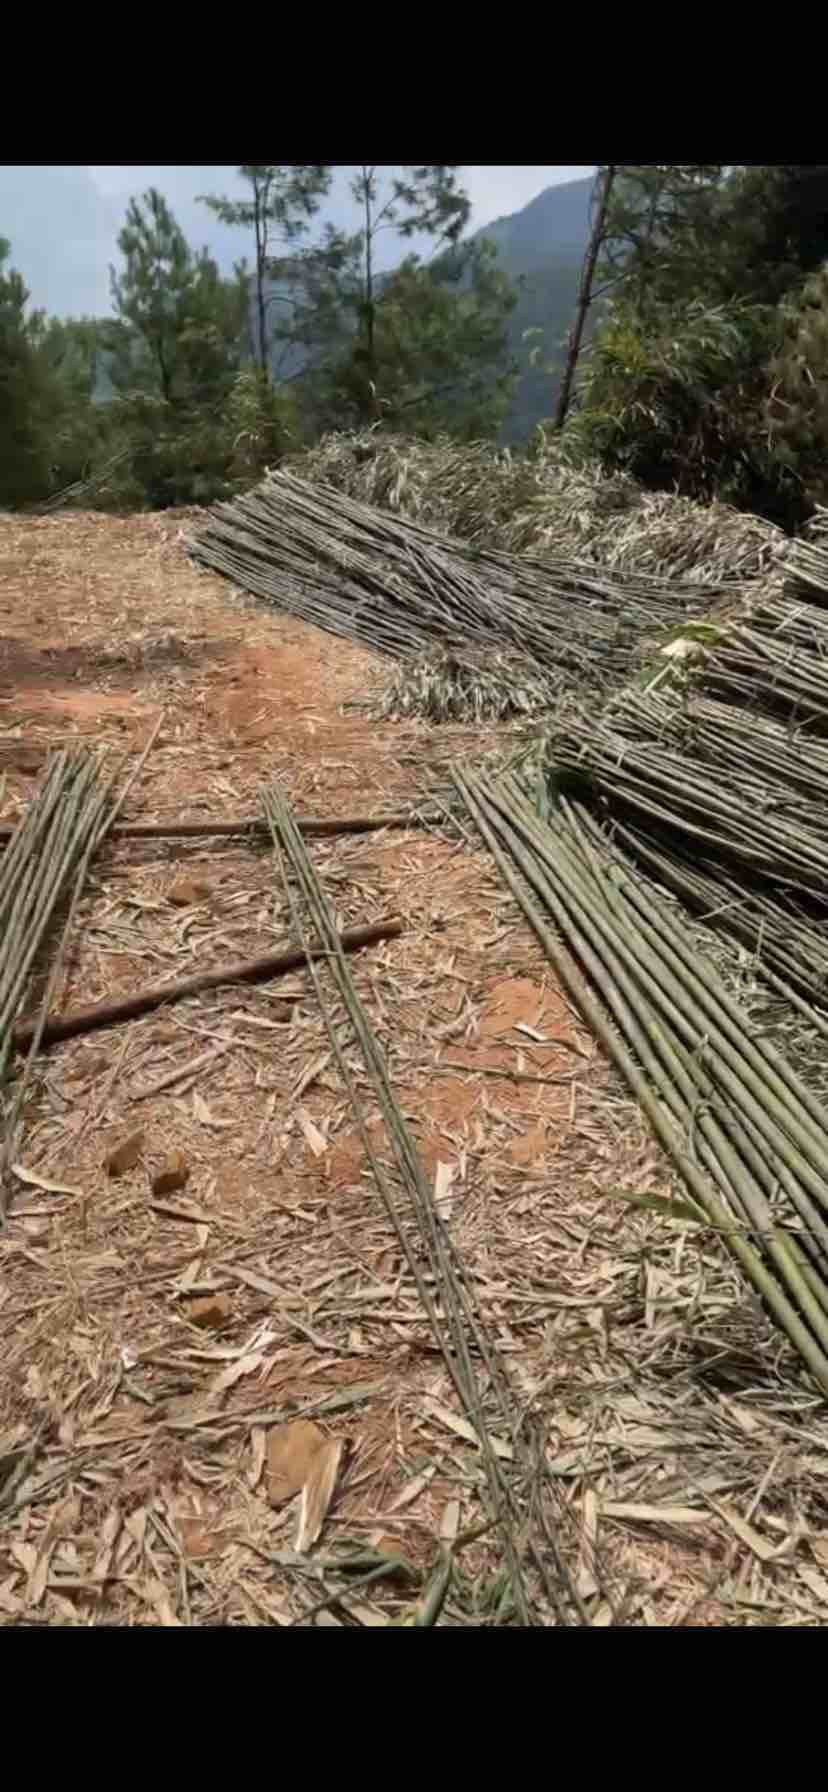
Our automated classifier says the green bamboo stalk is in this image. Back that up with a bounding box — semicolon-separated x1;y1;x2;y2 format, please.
453;763;828;1394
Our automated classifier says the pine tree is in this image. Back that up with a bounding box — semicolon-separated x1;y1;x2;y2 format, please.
0;239;50;505
269;166;487;430
109;189;198;402
297;238;517;438
199;167;331;379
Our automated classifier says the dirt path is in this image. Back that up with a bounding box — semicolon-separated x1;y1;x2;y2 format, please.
0;510;821;1628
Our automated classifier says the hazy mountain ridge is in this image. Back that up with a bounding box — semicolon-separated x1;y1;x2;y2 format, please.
471;175;594;441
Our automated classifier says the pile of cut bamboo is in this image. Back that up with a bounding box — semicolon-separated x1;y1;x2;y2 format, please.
188;471;726;702
455;765;828;1395
545;546;828;1013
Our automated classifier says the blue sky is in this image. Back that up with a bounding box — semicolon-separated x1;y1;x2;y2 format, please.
1;166;595;317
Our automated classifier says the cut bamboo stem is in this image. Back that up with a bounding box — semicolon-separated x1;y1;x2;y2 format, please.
13;917;403;1051
0;810;438;844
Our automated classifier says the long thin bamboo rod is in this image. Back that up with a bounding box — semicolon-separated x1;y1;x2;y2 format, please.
453;763;828;1395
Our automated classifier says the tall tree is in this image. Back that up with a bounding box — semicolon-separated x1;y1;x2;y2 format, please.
716;166;828;305
109;189;197;402
199;166;330;379
346;166;470;412
554;165;615;430
0;238;50;505
597;166;725;315
108;188;248;406
26;313;108;491
294;238;517;438
270;166;473;426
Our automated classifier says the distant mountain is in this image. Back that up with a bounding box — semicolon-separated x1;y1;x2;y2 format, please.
259;177;595;444
472;175;595;442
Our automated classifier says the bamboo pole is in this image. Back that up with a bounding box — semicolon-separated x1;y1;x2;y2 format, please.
12;917;403;1052
0;809;440;845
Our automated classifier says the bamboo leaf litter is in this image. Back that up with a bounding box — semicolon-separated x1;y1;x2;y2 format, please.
261;782;610;1626
453;763;828;1396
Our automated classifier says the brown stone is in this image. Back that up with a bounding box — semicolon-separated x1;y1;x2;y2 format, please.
184;1292;231;1331
105;1130;145;1177
151;1150;190;1197
167;877;211;907
265;1419;326;1507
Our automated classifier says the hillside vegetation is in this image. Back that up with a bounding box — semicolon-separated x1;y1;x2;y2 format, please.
2;166;828;528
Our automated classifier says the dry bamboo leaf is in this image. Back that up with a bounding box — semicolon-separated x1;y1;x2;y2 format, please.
440;1499;460;1543
143;1577;183;1626
248;1426;266;1491
811;1535;828;1570
221;1263;303;1304
11;1164;84;1198
266;1419;326;1506
434;1160;455;1223
602;1502;708;1526
150;1198;214;1224
26;1537;57;1608
92;1506;122;1581
297;1109;328;1157
10;1541;37;1576
124;1507;148;1554
0;1575;22;1616
423;1399;513;1461
209;1351;264;1394
192;1090;233;1127
295;1438;343;1553
719;1397;761;1436
709;1501;779;1563
577;1488;599;1599
349;1602;389;1627
797;1565;828;1606
387;1467;436;1512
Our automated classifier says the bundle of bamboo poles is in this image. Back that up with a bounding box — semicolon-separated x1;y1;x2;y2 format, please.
550;705;828;908
263;782;606;1624
543;552;828;1011
188;471;723;693
0;724;161;1220
0;752;112;1093
455;764;828;1395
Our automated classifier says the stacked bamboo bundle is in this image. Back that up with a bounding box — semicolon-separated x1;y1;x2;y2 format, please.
0;724;160;1221
188;471;725;706
263;783;599;1625
455;766;828;1395
544;545;828;1012
0;753;112;1091
0;751;116;1218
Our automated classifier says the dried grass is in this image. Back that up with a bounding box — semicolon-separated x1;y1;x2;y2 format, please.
295;430;789;584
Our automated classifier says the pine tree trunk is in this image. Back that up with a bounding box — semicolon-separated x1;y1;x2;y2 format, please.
362;168;376;420
254;184;269;384
554;165;616;431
